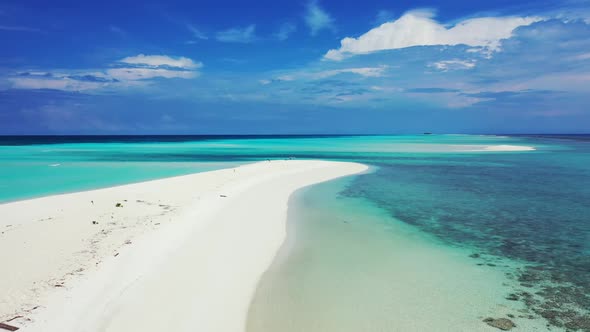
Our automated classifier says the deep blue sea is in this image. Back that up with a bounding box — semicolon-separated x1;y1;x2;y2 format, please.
1;134;589;331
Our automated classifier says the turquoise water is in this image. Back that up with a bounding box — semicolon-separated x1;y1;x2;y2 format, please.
0;134;541;202
1;134;589;330
0;160;246;202
248;177;551;331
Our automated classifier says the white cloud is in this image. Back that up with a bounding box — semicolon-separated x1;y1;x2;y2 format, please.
431;60;476;71
312;66;388;79
305;0;334;36
8;53;202;92
216;25;256;43
9;77;105;91
107;68;199;80
264;66;388;84
16;71;51;76
324;10;542;60
119;54;202;69
274;22;297;41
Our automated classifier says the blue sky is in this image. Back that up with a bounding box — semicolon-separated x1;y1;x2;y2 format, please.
1;0;589;134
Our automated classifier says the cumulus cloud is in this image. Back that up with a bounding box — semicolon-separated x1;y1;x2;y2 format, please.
324;10;542;60
304;0;334;36
240;18;590;113
8;54;202;92
216;25;257;43
119;54;202;69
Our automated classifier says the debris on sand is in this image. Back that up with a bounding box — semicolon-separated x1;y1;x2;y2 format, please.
0;322;20;331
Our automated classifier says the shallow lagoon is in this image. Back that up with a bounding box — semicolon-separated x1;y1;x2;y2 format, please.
248;177;553;331
2;134;589;330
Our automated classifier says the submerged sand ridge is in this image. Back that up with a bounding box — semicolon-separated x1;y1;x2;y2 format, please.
0;160;367;332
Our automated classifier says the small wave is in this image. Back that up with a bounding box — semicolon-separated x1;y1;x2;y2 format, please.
48;163;61;167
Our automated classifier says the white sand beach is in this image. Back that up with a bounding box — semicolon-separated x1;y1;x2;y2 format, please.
0;160;367;332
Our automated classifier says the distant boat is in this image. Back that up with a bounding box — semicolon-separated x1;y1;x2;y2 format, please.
423;132;433;135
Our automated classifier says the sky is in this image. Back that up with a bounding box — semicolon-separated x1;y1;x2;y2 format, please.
1;0;589;134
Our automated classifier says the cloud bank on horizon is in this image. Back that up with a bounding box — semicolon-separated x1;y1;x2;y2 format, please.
1;0;589;134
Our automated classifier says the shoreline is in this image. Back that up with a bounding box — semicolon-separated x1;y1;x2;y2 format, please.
0;160;368;332
0;161;247;205
247;177;554;332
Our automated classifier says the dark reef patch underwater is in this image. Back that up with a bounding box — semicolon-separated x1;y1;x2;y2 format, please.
343;139;590;331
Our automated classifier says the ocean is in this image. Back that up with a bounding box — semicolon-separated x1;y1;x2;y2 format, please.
1;134;589;331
